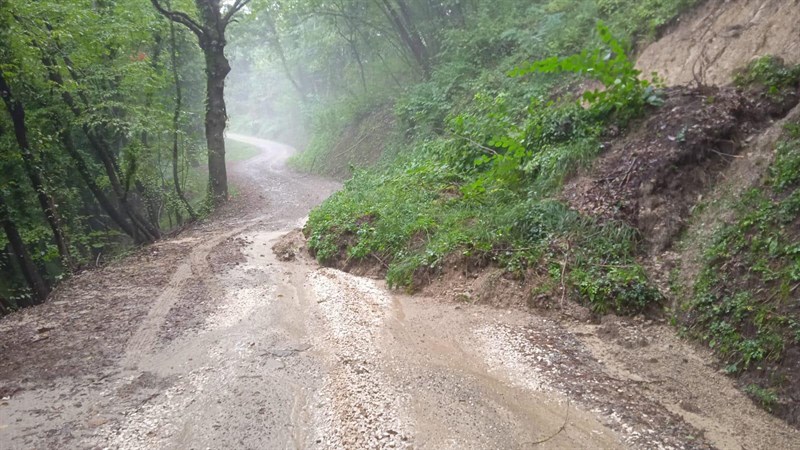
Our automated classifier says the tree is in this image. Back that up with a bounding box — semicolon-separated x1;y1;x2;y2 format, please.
151;0;252;206
0;193;49;306
0;0;211;310
375;0;430;77
0;68;74;271
168;18;198;221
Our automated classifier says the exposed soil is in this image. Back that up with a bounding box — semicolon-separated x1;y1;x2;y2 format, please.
0;240;191;387
271;228;306;262
563;84;799;252
208;235;249;274
636;0;800;86
1;134;798;449
564;54;800;427
672;102;800;426
676;100;800;287
4;5;800;442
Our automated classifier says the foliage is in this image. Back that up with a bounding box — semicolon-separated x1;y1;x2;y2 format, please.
302;0;696;315
0;0;209;306
688;122;800;378
734;56;800;97
231;0;696;169
511;22;664;123
744;384;779;412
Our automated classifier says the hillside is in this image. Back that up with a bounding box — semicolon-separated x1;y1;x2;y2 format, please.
2;0;800;448
301;0;800;426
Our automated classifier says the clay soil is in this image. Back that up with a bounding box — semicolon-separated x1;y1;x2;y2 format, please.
563;84;799;252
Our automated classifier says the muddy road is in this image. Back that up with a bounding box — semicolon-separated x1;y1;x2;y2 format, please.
0;136;797;449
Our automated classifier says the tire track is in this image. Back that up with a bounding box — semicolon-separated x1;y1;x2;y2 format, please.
122;218;265;368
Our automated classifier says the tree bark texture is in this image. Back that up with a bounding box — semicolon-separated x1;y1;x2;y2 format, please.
169;19;197;220
151;0;251;207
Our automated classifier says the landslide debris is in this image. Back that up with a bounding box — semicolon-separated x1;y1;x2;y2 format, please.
563;83;799;252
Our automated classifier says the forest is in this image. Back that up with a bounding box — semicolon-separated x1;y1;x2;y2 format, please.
2;0;800;429
0;0;692;310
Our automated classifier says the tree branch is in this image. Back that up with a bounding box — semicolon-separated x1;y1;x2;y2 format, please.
223;0;253;24
303;9;395;37
150;0;206;39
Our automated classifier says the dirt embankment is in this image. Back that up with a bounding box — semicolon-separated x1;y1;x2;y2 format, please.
563;84;799;252
313;0;800;429
636;0;800;86
567;0;800;427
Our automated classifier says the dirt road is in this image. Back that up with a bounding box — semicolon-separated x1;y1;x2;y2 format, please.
0;136;797;449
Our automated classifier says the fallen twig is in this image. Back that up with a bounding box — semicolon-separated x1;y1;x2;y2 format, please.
529;398;570;445
619;156;638;188
708;148;743;159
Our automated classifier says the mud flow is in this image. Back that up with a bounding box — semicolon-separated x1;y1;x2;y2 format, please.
1;135;797;449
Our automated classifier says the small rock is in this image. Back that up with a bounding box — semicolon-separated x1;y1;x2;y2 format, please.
679;400;701;414
86;416;108;428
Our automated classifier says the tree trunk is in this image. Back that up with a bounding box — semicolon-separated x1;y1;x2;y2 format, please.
0;70;74;271
39;38;161;242
333;22;368;94
264;11;307;99
203;44;230;206
0;294;12;315
0;194;49;306
377;0;430;77
58;129;141;241
40;54;159;243
151;0;245;207
169;19;197;220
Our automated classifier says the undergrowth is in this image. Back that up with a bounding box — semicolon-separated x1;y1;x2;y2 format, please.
688;121;800;404
734;55;800;98
293;0;696;175
307;22;667;315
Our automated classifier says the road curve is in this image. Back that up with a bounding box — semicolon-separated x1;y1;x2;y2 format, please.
1;135;796;449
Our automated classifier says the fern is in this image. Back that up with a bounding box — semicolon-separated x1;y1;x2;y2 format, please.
511;22;663;122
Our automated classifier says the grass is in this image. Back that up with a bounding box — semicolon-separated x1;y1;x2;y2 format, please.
298;0;800;420
745;384;779;412
734;55;800;98
687;121;800;379
225;140;262;162
302;0;699;315
307;117;660;315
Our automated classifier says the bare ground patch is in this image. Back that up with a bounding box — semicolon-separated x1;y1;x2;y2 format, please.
563;84;799;252
157;280;214;345
271;229;306;262
209;235;250;273
636;0;800;86
0;240;191;392
569;316;800;448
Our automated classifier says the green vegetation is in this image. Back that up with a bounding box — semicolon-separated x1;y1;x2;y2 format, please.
745;384;779;412
734;55;800;98
688;122;800;373
0;1;246;310
227;0;695;173
301;1;694;314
